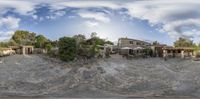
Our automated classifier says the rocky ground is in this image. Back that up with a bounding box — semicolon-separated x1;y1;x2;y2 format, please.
0;55;200;98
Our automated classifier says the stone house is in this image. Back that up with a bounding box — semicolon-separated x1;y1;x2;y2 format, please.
118;37;151;55
118;38;151;49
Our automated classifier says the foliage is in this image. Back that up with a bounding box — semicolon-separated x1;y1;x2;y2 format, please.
1;30;114;61
152;41;159;45
72;33;114;59
143;47;153;57
58;37;76;61
11;30;49;48
90;32;97;38
35;35;47;48
0;40;18;47
12;30;36;45
174;37;195;47
45;43;53;53
105;41;114;45
73;34;86;52
196;52;200;58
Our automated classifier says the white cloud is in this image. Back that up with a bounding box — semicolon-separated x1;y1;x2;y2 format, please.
48;0;200;41
0;17;20;41
1;0;200;42
0;17;20;29
0;31;14;41
46;10;66;20
162;19;200;39
52;1;122;10
0;0;36;15
78;11;110;23
85;21;99;28
39;17;44;21
124;0;200;40
32;15;38;20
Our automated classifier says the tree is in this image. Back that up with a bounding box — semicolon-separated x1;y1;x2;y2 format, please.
7;40;17;46
174;37;194;47
90;32;97;38
153;41;159;45
45;43;53;53
73;34;86;41
35;35;47;48
58;37;76;61
105;40;114;45
73;34;86;48
12;30;36;45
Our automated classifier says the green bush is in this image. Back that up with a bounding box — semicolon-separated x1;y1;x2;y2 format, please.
45;43;53;53
58;37;76;61
195;51;200;58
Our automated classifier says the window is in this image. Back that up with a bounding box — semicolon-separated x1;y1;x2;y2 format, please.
130;41;133;44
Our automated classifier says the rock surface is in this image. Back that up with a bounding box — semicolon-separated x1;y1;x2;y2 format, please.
0;55;200;98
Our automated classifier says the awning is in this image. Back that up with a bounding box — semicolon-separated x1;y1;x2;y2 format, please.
121;47;132;50
133;47;144;50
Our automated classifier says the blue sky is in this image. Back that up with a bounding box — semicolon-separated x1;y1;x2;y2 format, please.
0;0;200;45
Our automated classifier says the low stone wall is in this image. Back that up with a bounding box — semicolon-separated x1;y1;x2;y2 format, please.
33;48;47;54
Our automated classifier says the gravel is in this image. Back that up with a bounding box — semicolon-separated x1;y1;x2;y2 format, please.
0;55;200;98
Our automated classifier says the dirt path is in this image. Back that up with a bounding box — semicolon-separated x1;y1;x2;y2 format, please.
0;55;200;98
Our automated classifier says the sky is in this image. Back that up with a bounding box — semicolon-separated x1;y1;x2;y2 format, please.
0;0;200;45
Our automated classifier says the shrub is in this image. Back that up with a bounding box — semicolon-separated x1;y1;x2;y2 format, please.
45;43;53;53
58;37;76;61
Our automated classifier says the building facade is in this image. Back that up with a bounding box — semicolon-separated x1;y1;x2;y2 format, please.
118;38;151;49
118;38;151;55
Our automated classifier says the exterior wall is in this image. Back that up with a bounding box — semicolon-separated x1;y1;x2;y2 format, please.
118;38;150;49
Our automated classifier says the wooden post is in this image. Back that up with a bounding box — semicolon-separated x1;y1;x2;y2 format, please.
163;49;167;60
181;50;184;59
22;46;26;55
103;46;106;58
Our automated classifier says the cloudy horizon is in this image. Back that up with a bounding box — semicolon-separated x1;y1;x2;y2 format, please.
0;0;200;45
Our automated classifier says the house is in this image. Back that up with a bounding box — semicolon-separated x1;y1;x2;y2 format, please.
118;38;151;49
118;37;151;55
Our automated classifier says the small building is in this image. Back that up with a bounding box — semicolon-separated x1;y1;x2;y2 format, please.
162;47;195;59
10;45;34;55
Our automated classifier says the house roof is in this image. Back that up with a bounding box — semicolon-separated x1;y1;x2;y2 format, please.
121;47;132;50
9;45;34;49
118;37;151;45
163;47;195;50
